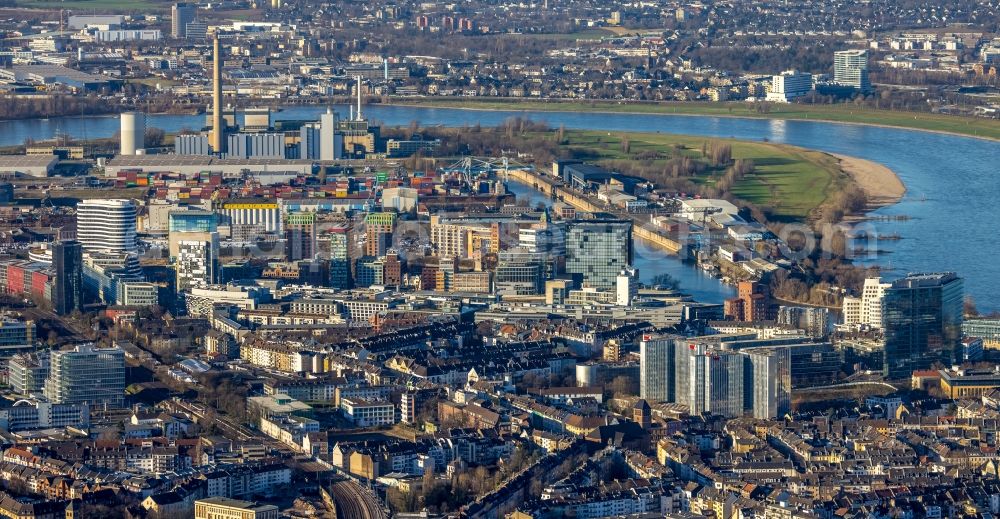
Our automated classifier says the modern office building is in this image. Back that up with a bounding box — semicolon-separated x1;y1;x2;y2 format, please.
640;336;675;402
565;219;632;290
882;272;963;379
168;209;218;257
365;212;396;257
744;348;792;419
51;240;83;315
834;49;871;92
0;319;37;366
766;70;813;102
43;344;126;407
674;341;706;413
285;212;317;261
119;281;159;307
171;2;196;38
702;350;745;418
0;399;90;432
81;250;144;305
76;199;138;253
354;256;385;287
842;277;891;329
194;497;279;519
963;318;1000;348
176;237;220;292
494;251;546;296
777;305;831;337
8;351;48;395
328;225;351;289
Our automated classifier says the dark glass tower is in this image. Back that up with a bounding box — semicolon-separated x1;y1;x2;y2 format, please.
882;272;963;379
52;240;83;315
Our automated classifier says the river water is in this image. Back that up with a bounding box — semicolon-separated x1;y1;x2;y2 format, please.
4;105;997;310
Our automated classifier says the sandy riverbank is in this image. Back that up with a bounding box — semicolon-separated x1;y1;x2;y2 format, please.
832;153;906;209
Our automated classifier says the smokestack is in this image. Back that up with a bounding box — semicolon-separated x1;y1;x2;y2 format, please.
356;76;362;121
210;35;224;154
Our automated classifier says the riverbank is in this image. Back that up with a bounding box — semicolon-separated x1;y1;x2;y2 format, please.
550;128;847;222
389;98;1000;143
832;153;906;210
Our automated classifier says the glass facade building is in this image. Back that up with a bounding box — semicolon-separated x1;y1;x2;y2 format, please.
52;240;82;315
43;344;126;407
640;336;675;402
565;219;632;290
834;49;871;92
882;272;963;379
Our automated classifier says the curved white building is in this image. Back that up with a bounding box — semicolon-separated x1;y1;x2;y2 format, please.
76;199;138;253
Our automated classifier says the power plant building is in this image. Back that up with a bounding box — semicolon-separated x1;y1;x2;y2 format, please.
226;133;286;159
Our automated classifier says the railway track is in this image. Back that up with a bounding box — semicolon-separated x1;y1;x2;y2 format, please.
328;480;388;519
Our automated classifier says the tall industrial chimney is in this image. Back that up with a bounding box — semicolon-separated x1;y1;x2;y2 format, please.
210;35;224;153
356;76;362;121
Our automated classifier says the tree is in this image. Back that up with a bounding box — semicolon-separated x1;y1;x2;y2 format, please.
145;127;166;148
609;375;637;397
964;295;979;318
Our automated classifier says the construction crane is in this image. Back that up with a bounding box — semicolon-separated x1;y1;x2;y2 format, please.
685;206;723;251
438;156;533;186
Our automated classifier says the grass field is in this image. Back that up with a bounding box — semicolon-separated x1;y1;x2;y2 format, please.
507;28;616;41
395;98;1000;142
557;129;845;221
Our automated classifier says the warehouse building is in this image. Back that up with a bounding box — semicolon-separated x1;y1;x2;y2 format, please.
0;155;58;178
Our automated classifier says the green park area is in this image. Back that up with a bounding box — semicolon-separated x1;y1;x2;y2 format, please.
554;129;846;222
399;98;1000;142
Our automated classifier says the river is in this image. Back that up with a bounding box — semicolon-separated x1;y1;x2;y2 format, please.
4;105;998;310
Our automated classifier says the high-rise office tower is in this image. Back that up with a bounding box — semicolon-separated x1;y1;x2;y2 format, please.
176;237;220;292
565;219;632;290
51;240;83;315
834;50;870;92
882;273;963;379
744;348;792;419
675;343;748;418
171;3;196;38
640;335;675;402
43;344;126;407
328;225;351;289
673;340;708;414
168;209;218;258
169;210;219;293
702;350;745;418
76;199;137;253
365;212;395;257
285;212;317;261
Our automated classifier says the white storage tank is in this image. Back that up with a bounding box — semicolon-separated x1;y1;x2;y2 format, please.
120;111;145;155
